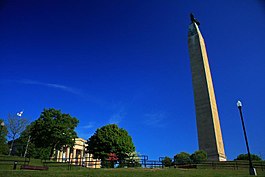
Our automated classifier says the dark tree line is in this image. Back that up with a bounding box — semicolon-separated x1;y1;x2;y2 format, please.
1;110;263;165
1;109;137;164
235;154;262;161
162;150;207;167
0;108;79;159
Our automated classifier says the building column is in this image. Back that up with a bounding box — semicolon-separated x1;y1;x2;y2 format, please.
73;149;76;164
58;151;62;162
56;150;60;162
66;147;70;162
62;148;66;162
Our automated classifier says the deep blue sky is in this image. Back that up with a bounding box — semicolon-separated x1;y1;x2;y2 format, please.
1;0;264;160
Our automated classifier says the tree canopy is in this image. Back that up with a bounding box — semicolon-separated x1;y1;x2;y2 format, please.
162;156;172;167
190;150;207;164
235;154;262;161
174;152;191;165
14;125;50;159
87;124;135;163
29;108;79;157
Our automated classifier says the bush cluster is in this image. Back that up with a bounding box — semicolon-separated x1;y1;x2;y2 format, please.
162;150;207;167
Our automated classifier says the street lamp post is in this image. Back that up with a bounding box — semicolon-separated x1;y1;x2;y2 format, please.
0;122;5;153
237;101;257;176
0;121;4;134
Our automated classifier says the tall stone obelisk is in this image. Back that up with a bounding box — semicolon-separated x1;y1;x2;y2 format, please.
188;14;226;161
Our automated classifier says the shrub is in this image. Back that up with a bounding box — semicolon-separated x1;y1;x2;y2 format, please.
235;154;262;161
190;150;207;164
174;152;191;165
162;156;172;167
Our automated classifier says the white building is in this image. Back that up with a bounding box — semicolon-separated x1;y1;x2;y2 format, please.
55;138;101;168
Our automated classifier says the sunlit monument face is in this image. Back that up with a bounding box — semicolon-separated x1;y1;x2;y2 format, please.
188;14;226;161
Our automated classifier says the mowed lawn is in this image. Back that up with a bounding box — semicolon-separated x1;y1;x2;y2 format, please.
0;168;265;177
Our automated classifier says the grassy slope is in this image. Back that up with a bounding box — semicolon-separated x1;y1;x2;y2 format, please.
0;168;265;177
1;156;265;177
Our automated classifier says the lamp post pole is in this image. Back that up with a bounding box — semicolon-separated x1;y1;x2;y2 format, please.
237;101;257;176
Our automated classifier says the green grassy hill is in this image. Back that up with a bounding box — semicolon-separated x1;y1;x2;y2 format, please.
1;155;265;177
1;168;265;177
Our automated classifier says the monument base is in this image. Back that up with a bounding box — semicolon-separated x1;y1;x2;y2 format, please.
207;153;227;161
249;167;257;176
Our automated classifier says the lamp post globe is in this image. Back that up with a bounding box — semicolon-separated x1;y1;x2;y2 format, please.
237;101;242;108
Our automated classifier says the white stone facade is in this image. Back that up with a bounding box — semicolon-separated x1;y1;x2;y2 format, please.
55;138;101;168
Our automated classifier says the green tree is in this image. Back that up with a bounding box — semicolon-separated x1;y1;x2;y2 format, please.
15;125;31;157
13;125;49;159
174;152;191;165
162;156;172;167
30;108;79;158
0;119;8;154
28;145;51;159
190;150;207;164
235;154;262;161
87;124;135;167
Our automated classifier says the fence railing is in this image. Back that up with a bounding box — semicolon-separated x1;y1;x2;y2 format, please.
174;160;265;171
42;158;101;169
2;154;262;171
196;161;264;171
0;155;30;170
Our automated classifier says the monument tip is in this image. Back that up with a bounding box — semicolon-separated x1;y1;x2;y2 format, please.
190;13;200;26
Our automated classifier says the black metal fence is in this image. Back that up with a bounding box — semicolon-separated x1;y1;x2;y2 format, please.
196;161;264;171
42;155;165;169
0;155;30;170
2;154;263;171
42;158;100;170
